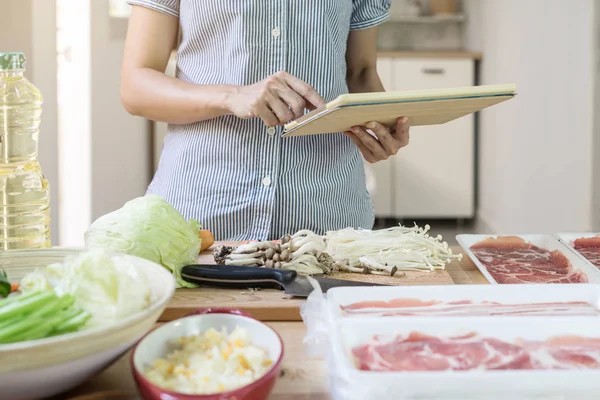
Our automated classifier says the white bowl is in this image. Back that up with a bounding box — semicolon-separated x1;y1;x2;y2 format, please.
0;248;177;400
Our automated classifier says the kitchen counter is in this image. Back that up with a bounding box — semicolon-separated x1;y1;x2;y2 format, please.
52;246;487;399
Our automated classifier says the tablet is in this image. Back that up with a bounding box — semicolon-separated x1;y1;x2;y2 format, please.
282;84;516;137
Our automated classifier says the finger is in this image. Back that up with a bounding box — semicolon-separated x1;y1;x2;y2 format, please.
350;126;388;161
265;91;294;124
254;100;280;127
393;117;410;147
277;87;306;119
365;121;399;156
280;72;326;109
345;131;377;163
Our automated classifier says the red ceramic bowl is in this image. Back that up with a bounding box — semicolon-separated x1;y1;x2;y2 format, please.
131;308;284;400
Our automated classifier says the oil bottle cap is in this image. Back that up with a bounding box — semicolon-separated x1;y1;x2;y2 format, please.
0;52;26;71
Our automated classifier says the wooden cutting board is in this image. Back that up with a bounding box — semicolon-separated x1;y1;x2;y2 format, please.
159;242;454;322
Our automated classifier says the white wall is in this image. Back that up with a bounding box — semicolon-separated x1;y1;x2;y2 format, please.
90;0;150;221
0;0;60;244
465;0;595;234
593;3;600;232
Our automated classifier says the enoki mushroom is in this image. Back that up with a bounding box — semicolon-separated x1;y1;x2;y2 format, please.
325;224;461;273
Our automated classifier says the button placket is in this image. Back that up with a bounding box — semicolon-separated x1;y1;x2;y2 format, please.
254;1;284;240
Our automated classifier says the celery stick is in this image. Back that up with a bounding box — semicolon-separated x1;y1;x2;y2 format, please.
0;291;55;322
0;295;62;342
8;320;56;343
0;290;42;311
51;311;90;336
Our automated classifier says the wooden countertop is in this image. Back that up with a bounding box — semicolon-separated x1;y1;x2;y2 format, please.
54;246;488;400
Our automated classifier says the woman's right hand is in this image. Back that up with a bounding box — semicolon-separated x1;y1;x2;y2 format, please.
227;71;326;127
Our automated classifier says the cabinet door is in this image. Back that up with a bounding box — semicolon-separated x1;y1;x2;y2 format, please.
391;59;475;218
368;56;395;217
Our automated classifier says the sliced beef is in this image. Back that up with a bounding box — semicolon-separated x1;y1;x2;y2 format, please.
470;236;588;284
573;236;600;268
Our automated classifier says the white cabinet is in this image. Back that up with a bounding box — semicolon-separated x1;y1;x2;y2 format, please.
367;57;395;217
370;57;475;219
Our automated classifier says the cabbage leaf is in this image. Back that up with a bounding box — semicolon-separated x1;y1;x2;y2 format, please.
84;195;201;288
20;249;152;327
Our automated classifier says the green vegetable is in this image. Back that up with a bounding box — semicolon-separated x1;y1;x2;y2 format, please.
0;270;10;297
20;249;152;327
0;291;90;344
84;195;201;288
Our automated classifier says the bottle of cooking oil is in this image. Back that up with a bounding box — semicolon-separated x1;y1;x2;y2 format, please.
0;52;51;250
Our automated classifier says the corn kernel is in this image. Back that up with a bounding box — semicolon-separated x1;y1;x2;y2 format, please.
222;349;231;360
239;355;250;369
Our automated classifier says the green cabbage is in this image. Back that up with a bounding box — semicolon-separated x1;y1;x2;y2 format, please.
84;195;200;288
20;249;152;327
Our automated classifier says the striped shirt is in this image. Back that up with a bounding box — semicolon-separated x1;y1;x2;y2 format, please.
128;0;391;241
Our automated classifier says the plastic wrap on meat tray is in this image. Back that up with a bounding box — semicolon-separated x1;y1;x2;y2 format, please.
327;317;600;400
557;233;600;271
301;281;600;400
300;276;332;357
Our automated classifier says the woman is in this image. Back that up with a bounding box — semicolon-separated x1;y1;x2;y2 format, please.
121;0;410;241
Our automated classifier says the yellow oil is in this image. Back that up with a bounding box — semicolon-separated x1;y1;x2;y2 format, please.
0;53;51;250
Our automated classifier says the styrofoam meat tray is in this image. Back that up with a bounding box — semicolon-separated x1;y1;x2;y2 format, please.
325;284;600;320
556;232;600;270
329;316;600;400
455;234;600;284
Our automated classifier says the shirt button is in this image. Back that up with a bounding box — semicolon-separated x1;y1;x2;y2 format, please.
267;127;276;136
272;27;281;38
262;176;272;187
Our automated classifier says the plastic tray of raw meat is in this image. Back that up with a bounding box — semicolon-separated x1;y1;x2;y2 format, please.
327;316;600;400
556;233;600;272
322;284;600;320
455;234;600;284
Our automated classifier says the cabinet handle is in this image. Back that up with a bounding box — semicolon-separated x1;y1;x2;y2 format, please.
422;68;445;75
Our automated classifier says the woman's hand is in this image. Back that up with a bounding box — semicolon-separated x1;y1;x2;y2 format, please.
227;71;326;127
345;117;410;163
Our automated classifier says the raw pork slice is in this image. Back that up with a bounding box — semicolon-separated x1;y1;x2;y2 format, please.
340;298;599;317
573;235;600;268
470;236;588;284
352;332;530;372
353;332;600;372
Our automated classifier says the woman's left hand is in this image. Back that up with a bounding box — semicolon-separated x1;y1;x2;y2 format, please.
345;117;410;163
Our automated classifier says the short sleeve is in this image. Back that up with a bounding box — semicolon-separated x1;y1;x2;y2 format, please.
350;0;391;30
127;0;180;18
